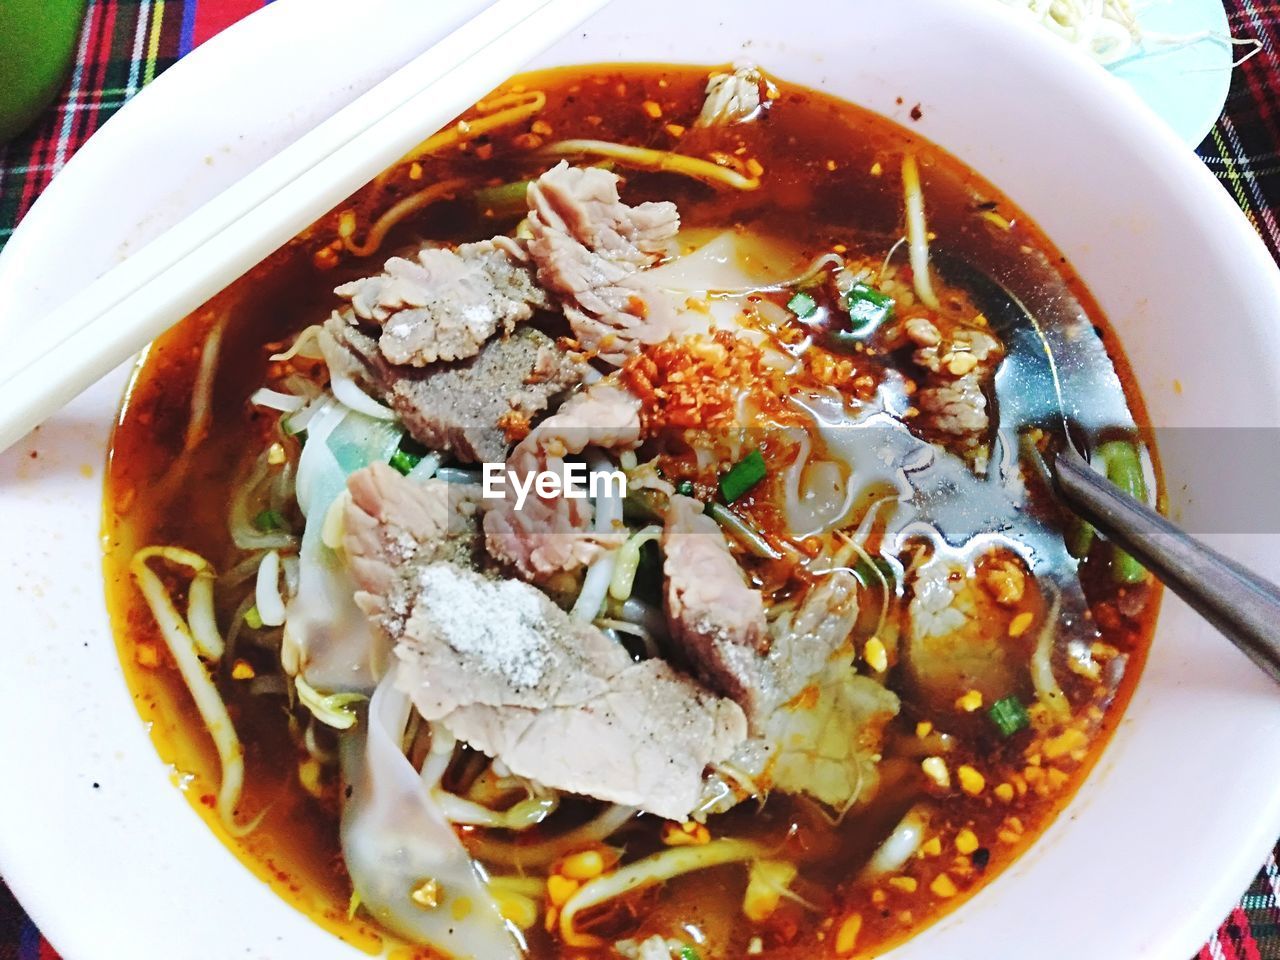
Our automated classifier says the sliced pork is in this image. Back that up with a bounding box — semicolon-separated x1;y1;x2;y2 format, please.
335;237;550;367
343;462;485;632
484;381;642;581
527;163;682;364
662;497;874;732
343;466;746;820
661;495;768;709
323;316;584;464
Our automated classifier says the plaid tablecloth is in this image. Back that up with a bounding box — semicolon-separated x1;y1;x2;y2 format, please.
1;1;1279;957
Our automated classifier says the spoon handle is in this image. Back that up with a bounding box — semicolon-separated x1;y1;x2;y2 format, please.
1051;444;1280;682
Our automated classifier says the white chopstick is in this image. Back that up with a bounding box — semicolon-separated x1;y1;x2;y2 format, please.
0;0;611;453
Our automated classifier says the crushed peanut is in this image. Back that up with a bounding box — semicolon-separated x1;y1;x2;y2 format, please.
929;873;958;898
231;659;255;680
835;914;863;954
888;876;918;893
916;720;933;738
955;689;983;712
920;837;942;858
1043;728;1089;760
957;765;986;796
994;782;1015;802
982;559;1026;605
864;637;888;673
641;99;663;118
410;878;442;909
955;828;979;855
1008;611;1035;637
662;820;711;846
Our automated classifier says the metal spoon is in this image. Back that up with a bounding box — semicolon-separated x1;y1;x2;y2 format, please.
934;252;1280;683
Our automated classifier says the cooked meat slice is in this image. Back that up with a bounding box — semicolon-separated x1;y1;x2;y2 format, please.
661;494;768;708
695;63;767;127
343;495;747;819
757;568;864;718
527;163;681;364
343;462;485;634
905;316;1003;463
334;236;551;367
693;569;899;813
662;495;872;729
323;314;584;463
905;553;1038;710
484;381;641;581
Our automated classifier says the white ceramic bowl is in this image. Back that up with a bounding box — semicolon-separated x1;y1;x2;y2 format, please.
4;1;1280;958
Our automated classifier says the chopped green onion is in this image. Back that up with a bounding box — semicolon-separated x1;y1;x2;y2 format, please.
787;290;818;319
720;449;767;503
988;695;1030;737
252;508;286;532
389;448;423;475
389;436;430;476
678;948;701;960
676;480;695;496
244;606;264;630
843;282;895;336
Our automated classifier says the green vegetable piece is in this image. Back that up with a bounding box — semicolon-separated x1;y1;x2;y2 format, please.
252;508;286;532
474;179;532;219
1065;517;1096;559
988;695;1030;737
678;948;701;960
389;448;423;476
676;480;695;496
1096;440;1150;584
844;282;895;336
787;290;818;319
244;606;264;630
720;449;767;503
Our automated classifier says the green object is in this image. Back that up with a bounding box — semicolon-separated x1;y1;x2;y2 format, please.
0;0;88;143
389;448;423;475
252;508;286;532
675;479;694;496
988;695;1031;737
244;606;264;630
1066;516;1096;559
706;501;780;560
678;948;701;960
474;179;532;219
787;290;817;319
1096;440;1150;584
843;282;896;336
719;449;767;503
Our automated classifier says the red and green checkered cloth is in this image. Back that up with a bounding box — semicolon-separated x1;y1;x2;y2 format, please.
1;1;1279;957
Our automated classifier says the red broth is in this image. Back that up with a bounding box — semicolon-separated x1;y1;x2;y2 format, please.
103;63;1158;959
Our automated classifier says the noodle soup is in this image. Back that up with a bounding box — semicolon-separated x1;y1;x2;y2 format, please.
104;63;1158;959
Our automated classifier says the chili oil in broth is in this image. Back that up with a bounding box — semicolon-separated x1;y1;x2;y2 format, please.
103;63;1159;959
